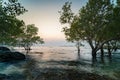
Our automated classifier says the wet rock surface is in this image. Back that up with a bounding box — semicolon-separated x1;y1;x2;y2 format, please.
0;52;25;62
0;74;11;80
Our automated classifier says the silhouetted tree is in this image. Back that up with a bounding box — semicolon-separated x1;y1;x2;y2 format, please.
18;24;44;55
59;0;120;62
59;2;83;58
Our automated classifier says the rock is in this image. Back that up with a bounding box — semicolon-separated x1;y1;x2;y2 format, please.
11;52;26;60
0;73;11;80
0;52;26;62
0;74;7;79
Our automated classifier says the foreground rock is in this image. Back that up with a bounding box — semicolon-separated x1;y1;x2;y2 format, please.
0;74;11;80
0;52;26;62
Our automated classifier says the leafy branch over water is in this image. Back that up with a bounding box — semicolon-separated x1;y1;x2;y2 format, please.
59;0;120;62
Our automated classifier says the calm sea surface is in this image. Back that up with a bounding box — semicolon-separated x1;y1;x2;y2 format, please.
0;46;120;79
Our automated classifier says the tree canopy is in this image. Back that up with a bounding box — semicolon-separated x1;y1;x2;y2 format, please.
18;24;44;54
0;0;27;44
0;0;44;54
59;0;120;61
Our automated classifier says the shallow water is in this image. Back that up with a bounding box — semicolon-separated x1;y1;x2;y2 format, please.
0;46;120;80
31;47;120;78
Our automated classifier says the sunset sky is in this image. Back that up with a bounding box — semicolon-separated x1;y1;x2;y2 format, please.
18;0;88;46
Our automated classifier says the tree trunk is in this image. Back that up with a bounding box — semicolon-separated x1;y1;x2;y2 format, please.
24;47;30;56
92;49;97;63
76;41;80;59
26;49;29;55
107;43;112;61
108;48;112;60
100;46;104;63
77;45;80;59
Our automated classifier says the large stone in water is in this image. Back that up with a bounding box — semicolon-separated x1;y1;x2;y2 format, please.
0;52;25;62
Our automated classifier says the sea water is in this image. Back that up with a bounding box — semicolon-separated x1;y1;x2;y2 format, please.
0;46;120;79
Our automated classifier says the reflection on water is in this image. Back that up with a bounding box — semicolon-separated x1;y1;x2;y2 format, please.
26;46;120;79
0;46;120;80
29;46;92;61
